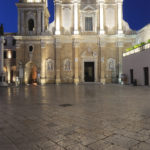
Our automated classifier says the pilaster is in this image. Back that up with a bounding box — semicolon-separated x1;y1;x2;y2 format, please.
100;41;106;84
116;41;124;83
73;0;80;35
55;38;61;84
21;11;25;35
73;38;80;85
37;10;42;34
117;0;123;34
97;0;105;35
42;10;45;33
40;41;46;85
18;9;21;34
55;0;62;35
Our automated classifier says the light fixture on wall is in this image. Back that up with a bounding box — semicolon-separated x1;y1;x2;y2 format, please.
7;51;12;59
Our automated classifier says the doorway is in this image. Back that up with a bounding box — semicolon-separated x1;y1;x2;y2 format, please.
130;69;134;84
25;62;38;85
84;62;95;82
29;65;37;84
144;67;149;86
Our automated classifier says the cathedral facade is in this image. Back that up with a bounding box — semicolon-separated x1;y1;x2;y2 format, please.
4;0;137;84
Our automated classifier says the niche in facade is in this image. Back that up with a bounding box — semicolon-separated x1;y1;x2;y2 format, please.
28;19;34;31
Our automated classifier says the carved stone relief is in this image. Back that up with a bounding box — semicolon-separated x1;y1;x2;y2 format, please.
64;59;71;71
107;58;116;71
46;59;54;72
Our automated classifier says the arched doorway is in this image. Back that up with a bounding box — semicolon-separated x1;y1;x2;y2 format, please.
24;62;38;85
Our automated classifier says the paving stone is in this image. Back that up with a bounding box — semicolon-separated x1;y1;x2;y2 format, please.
114;129;149;141
66;143;90;150
131;142;150;150
57;137;79;148
0;144;18;150
0;84;150;149
87;140;112;150
104;134;139;149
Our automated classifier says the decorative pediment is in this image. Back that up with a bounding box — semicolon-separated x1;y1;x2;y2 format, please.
81;5;96;11
81;48;97;58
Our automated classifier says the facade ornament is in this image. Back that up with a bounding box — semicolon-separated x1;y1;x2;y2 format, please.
46;59;54;71
64;59;71;71
107;58;116;71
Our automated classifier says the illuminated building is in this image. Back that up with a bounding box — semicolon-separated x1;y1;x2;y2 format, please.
2;0;150;85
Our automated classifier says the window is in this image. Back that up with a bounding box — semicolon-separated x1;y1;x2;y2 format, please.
4;39;7;46
29;46;33;52
85;17;93;31
4;51;7;59
13;51;16;58
28;19;34;31
12;39;16;46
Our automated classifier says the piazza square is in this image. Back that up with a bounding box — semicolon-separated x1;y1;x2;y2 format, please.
0;84;150;150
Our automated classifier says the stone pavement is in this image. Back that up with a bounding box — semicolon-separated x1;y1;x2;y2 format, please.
0;84;150;150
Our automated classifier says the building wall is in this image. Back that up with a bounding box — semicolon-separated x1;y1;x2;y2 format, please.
2;0;138;85
123;47;150;85
136;24;150;44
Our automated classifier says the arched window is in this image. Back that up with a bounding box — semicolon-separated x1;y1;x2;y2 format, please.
28;19;34;31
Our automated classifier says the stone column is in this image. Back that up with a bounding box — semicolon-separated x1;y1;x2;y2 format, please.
73;0;79;35
117;0;123;34
55;38;61;84
40;42;46;85
73;38;80;85
99;0;105;35
55;0;61;35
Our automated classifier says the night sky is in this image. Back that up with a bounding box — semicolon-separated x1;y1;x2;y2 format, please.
0;0;150;33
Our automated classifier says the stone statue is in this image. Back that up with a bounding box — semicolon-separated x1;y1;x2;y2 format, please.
47;59;54;71
64;59;71;71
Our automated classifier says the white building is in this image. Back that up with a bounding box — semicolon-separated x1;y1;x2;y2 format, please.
123;24;150;86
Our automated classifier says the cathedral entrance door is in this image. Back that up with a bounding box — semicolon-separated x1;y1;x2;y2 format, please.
30;65;37;85
84;62;95;82
25;62;38;85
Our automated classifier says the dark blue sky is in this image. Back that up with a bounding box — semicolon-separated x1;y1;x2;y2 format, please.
0;0;150;32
